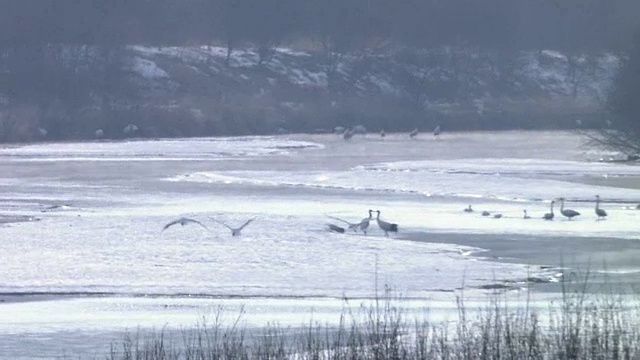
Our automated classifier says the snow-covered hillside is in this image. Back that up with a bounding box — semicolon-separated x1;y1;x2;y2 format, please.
0;44;620;141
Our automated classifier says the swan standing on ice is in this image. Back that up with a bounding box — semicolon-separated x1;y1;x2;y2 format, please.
211;217;256;236
162;217;209;232
464;205;473;213
325;214;360;232
523;210;531;219
543;200;555;220
595;195;608;220
559;198;580;220
375;210;398;237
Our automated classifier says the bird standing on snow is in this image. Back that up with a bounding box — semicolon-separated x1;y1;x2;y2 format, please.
358;210;373;235
464;205;473;213
493;214;503;219
481;211;491;216
433;125;441;137
559;198;580;220
211;217;256;236
409;128;419;139
523;210;531;219
543;200;555;220
162;217;209;232
375;210;398;237
595;195;607;220
343;128;355;141
380;129;386;138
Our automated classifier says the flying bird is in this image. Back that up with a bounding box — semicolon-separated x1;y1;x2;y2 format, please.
409;128;419;139
162;217;209;232
211;217;256;236
325;214;360;232
464;205;473;213
375;210;398;237
543;200;555;220
595;195;608;220
559;198;580;220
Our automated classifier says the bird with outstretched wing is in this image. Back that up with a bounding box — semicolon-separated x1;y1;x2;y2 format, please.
162;217;210;232
211;217;256;236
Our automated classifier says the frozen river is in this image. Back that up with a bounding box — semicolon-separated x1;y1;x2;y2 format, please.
0;131;639;358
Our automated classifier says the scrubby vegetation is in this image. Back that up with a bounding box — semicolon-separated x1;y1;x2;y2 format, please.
102;282;640;360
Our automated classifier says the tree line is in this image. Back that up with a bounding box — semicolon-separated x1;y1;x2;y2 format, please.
1;0;637;53
0;0;639;142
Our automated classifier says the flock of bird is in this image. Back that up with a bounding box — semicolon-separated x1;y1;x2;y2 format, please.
161;210;400;238
162;216;256;236
162;195;612;239
325;209;398;237
337;125;442;141
463;195;609;221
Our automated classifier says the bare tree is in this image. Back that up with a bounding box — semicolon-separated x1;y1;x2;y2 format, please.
582;35;640;156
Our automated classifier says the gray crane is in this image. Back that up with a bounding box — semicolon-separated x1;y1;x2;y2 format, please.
595;195;608;220
162;217;209;232
375;210;398;237
559;198;580;220
358;210;374;235
543;200;555;220
211;217;256;236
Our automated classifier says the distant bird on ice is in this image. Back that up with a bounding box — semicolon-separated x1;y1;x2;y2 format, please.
481;211;491;216
433;125;442;137
343;128;355;141
543;200;555;220
162;217;209;232
380;129;386;138
211;217;256;236
595;195;607;220
559;198;580;220
523;210;531;219
464;205;473;213
409;128;419;139
326;224;345;233
325;214;360;233
493;213;503;219
375;210;398;237
358;210;374;235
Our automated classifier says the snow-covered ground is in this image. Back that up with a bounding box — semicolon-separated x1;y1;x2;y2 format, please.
0;130;638;358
